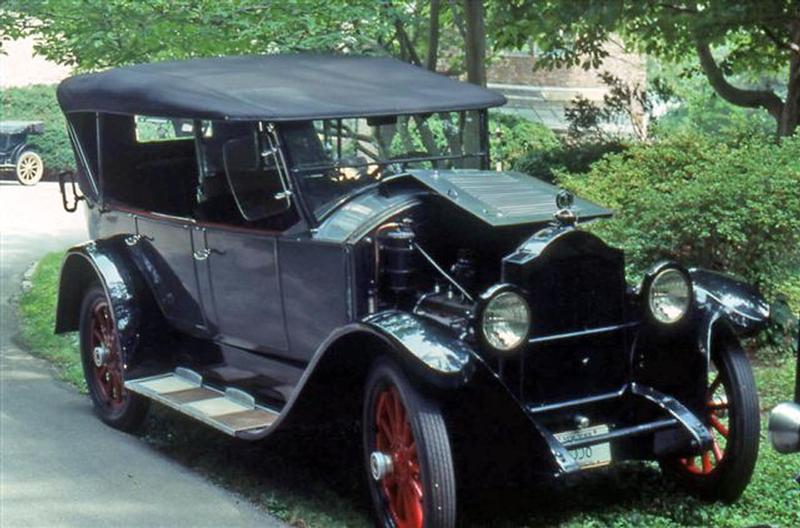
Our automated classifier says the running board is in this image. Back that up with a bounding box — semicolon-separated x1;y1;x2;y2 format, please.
125;368;279;437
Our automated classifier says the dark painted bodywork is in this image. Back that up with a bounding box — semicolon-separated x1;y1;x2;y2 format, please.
55;127;771;477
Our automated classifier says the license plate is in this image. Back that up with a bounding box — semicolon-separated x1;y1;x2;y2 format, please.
554;424;612;469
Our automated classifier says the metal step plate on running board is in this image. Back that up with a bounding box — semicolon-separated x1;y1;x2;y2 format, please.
125;367;279;437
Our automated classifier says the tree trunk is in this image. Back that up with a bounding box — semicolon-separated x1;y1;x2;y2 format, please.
426;0;440;72
463;0;486;87
778;24;800;137
696;42;780;133
462;0;486;168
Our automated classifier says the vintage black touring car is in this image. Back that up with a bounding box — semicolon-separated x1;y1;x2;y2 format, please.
55;55;770;527
0;120;45;185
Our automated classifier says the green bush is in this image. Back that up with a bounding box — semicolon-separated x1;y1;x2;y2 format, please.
488;112;560;171
513;140;627;182
559;132;800;350
0;84;74;174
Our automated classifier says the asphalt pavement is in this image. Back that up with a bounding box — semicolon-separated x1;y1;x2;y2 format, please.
0;182;285;527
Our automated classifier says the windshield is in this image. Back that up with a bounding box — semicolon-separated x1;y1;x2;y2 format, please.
281;110;485;219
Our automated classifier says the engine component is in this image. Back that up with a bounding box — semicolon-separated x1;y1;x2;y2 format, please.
450;249;476;293
413;291;474;332
379;222;417;294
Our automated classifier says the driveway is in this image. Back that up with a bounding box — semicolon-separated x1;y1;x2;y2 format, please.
0;182;285;527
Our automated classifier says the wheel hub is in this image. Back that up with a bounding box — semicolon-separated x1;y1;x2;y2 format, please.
93;345;110;368
370;451;394;481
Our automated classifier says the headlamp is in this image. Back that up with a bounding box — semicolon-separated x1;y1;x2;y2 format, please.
480;290;530;351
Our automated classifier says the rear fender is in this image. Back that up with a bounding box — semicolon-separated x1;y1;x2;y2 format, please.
11;142;34;162
55;237;155;364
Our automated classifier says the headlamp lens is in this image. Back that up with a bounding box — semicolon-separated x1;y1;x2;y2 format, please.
481;291;530;351
648;268;691;324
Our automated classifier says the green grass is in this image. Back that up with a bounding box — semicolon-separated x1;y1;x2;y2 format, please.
17;252;86;391
17;251;800;527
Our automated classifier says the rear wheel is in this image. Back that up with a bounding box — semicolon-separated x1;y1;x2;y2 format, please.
79;285;149;432
15;150;44;185
662;338;759;502
363;359;456;528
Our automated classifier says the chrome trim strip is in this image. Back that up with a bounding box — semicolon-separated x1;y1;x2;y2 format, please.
528;322;639;345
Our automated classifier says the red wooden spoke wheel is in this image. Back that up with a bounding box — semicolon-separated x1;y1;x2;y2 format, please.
79;286;149;431
363;360;456;528
374;386;424;528
88;300;126;411
680;365;730;475
662;339;759;503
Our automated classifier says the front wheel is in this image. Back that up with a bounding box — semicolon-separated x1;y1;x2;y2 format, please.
16;150;44;185
363;359;456;528
661;337;760;502
79;285;149;432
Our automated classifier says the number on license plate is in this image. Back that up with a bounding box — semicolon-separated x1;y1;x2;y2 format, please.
553;424;612;469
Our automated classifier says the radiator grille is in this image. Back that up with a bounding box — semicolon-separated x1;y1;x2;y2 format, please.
519;246;629;404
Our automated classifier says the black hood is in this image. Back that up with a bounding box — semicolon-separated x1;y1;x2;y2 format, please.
407;169;611;227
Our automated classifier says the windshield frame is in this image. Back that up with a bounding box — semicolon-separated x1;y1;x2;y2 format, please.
279;109;490;224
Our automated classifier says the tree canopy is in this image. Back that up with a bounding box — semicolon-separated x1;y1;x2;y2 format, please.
491;0;800;136
3;1;798;135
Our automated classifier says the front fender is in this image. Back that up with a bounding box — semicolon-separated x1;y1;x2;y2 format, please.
241;311;478;437
364;311;474;380
690;268;770;339
55;237;154;364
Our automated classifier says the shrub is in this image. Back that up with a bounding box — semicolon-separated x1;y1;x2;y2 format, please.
488;112;559;171
0;84;74;175
514;140;627;183
559;132;800;351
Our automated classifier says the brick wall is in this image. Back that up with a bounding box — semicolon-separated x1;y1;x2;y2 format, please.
488;39;646;101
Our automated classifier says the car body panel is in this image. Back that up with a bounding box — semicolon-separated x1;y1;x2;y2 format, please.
133;215;208;336
408;169;611;227
690;268;771;337
54;238;155;371
199;226;288;353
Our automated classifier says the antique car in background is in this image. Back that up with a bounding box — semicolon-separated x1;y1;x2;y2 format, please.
0;120;45;185
768;330;800;457
54;55;770;528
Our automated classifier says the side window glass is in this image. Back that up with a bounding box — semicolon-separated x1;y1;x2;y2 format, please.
134;116;211;143
222;130;290;222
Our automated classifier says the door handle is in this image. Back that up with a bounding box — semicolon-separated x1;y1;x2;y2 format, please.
124;234;153;246
193;248;212;261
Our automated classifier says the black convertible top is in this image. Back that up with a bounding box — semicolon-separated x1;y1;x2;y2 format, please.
57;54;506;121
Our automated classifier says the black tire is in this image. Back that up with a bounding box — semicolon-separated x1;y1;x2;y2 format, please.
363;359;456;528
79;285;149;432
661;337;760;502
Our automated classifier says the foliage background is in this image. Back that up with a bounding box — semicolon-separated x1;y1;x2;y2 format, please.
1;84;74;175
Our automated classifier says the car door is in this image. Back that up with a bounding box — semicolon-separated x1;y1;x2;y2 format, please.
134;213;208;336
196;225;288;354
